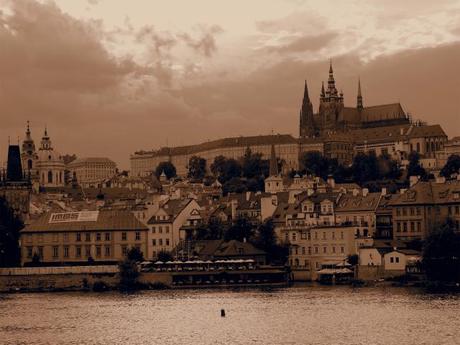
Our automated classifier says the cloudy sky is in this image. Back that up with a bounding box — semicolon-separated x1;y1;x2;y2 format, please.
0;0;459;168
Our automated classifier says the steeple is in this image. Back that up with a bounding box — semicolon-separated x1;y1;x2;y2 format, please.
269;144;278;176
357;78;363;109
327;60;338;97
40;126;52;150
299;80;315;138
320;81;325;99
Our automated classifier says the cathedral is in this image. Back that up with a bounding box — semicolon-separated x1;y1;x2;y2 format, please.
299;62;409;138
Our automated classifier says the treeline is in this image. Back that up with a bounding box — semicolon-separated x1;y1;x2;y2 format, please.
192;217;288;265
152;151;460;195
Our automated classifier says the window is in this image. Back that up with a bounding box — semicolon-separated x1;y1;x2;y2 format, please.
397;222;401;232
322;232;326;240
166;239;170;246
85;233;91;242
85;245;91;258
410;222;415;232
76;233;81;242
390;257;394;263
416;207;422;216
159;239;163;246
165;226;170;233
332;246;336;253
76;246;82;258
152;227;156;234
122;245;128;256
302;247;306;255
105;232;111;241
48;171;53;183
314;247;319;254
314;232;318;240
292;232;297;241
96;233;101;241
332;232;335;240
135;232;141;241
64;246;69;258
63;233;69;242
104;246;111;257
395;257;400;263
152;239;156;246
323;247;327;253
27;247;33;258
403;222;408;232
340;247;344;254
38;246;44;258
53;246;59;258
340;231;344;240
96;246;101;258
410;208;415;216
308;247;311;255
159;226;163;234
396;209;401;216
122;232;127;241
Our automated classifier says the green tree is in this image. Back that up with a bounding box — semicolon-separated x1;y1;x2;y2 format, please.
0;197;23;267
210;155;227;177
157;250;173;262
406;152;426;180
241;147;269;179
126;247;144;262
422;219;460;282
118;257;140;291
222;177;247;195
224;217;255;242
300;151;329;178
187;156;207;181
352;153;379;184
440;154;460;178
155;161;177;180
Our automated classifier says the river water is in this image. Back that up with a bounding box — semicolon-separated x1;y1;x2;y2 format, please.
1;285;459;345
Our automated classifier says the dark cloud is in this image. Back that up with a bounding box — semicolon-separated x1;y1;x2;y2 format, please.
178;25;223;57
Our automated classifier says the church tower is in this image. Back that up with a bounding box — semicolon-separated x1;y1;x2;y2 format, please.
319;61;344;131
299;80;315;138
21;121;38;178
357;78;363;110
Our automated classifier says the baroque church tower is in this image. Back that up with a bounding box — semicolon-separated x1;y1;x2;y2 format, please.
21;121;38;178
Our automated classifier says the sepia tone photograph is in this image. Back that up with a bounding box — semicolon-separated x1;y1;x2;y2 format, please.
0;0;460;344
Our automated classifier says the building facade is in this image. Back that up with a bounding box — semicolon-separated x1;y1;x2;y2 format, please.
20;210;148;266
67;157;117;188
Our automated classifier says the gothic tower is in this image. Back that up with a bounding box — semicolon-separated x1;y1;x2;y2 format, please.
357;78;363;110
21;121;38;177
319;61;344;131
299;80;315;138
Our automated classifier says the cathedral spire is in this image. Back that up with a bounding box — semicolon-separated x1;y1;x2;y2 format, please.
320;81;325;98
269;143;278;176
327;60;337;97
303;80;310;103
357;78;363;109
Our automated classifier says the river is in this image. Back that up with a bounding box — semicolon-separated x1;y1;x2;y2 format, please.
1;285;459;345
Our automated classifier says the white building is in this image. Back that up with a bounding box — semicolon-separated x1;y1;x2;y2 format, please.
35;128;65;188
67;157;117;188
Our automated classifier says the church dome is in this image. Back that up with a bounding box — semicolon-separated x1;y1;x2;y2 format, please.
37;147;64;164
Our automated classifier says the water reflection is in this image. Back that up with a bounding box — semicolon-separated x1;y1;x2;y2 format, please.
1;285;459;345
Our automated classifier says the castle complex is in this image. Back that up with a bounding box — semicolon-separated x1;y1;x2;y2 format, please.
130;63;447;177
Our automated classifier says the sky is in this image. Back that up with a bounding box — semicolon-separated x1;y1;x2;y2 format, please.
0;0;459;169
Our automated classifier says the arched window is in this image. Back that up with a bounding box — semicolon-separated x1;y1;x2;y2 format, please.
48;171;53;183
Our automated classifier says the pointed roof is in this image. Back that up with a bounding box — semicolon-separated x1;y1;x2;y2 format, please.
269;143;278;176
357;78;363;109
303;80;310;103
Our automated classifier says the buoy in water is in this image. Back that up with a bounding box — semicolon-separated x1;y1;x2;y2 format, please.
221;309;226;317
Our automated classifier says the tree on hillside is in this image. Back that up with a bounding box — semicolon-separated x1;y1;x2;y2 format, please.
187;156;207;181
219;159;242;184
422;219;460;282
155;161;177;180
440;154;460;178
241;147;269;179
352;153;379;184
224;217;255;242
0;197;23;267
377;153;401;180
406;152;427;180
210;155;227;177
300;151;329;178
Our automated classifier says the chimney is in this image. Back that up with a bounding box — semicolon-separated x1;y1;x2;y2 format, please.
409;175;419;187
381;188;387;196
353;189;360;197
231;199;238;220
435;176;446;184
362;188;369;197
327;175;335;188
246;191;251;201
